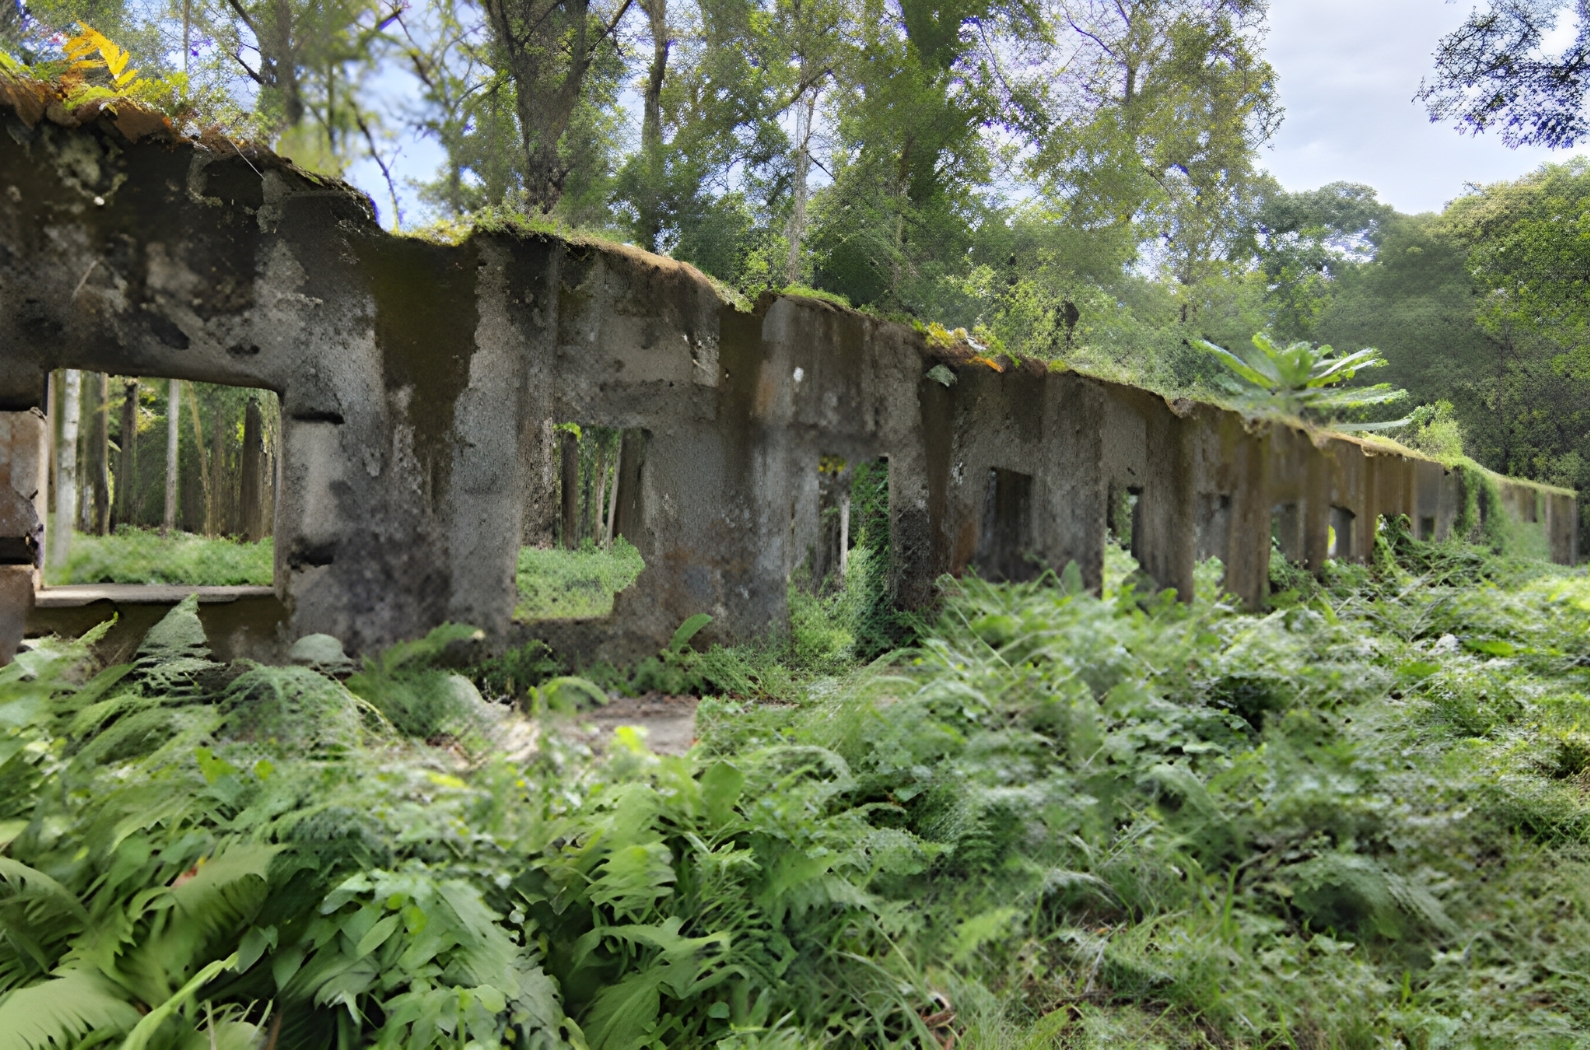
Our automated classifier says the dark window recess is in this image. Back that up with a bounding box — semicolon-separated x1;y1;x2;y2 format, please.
1329;505;1356;559
1419;516;1436;541
0;535;39;565
289;542;336;569
1271;503;1302;563
975;468;1037;582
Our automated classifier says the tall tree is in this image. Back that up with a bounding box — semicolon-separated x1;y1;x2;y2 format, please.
212;0;397;133
86;372;110;536
397;0;527;215
811;0;1039;308
773;0;858;281
619;0;672;250
163;379;180;538
114;379;138;529
1036;0;1280;285
1256;181;1394;340
480;0;634;211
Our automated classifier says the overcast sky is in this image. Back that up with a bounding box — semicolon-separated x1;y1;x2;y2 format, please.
1265;0;1588;214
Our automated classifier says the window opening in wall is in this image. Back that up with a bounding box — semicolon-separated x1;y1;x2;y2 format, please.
1105;483;1145;590
844;457;900;658
799;456;899;657
1108;484;1141;552
1419;516;1437;541
975;467;1037;582
43;373;279;587
517;425;646;620
1328;505;1356;559
811;454;851;590
1271;502;1302;564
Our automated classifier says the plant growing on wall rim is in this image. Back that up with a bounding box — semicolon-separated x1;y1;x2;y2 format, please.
1194;332;1412;431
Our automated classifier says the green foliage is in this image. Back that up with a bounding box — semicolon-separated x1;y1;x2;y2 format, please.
1194;331;1410;424
344;622;489;740
1398;400;1467;460
46;528;274;587
0;604;564;1049
515;538;646;620
7;532;1590;1047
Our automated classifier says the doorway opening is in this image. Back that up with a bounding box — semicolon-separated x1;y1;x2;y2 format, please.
975;467;1037;582
1271;502;1302;564
516;424;646;620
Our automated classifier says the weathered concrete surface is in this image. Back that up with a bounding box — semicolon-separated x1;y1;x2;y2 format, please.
0;90;1579;666
29;585;286;664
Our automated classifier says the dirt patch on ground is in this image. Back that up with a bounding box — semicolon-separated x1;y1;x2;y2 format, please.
574;693;699;756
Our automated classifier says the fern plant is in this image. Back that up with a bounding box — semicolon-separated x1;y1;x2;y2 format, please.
0;601;566;1050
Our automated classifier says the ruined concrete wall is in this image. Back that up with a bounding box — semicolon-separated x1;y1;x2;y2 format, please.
0;95;1578;665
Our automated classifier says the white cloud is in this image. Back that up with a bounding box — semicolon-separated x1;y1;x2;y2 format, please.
1264;0;1588;213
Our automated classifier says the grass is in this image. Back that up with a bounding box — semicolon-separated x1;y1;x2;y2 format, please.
45;526;274;586
514;537;645;619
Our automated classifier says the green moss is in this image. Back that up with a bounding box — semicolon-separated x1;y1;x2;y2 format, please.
354;235;480;500
780;284;853;309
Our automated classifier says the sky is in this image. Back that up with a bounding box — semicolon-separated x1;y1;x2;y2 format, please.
344;0;1590;227
1265;0;1589;214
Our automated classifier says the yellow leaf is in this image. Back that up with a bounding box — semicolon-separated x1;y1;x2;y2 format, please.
103;46;129;78
65;23;142;95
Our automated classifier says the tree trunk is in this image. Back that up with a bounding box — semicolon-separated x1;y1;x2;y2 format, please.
784;84;818;285
611;428;643;541
186;388;214;537
88;373;111;535
115;379;138;529
581;440;595;543
604;436;622;549
163;379;180;537
889;137;913;298
481;0;628;212
51;369;81;569
838;491;850;579
637;0;670;250
241;399;266;542
210;396;229;536
560;429;580;549
592;437;609;548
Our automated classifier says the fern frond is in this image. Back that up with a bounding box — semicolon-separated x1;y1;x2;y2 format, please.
166;843;281;935
0;971;139;1050
0;858;89;924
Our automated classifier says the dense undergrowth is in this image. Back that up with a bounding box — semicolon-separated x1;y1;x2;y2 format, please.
3;525;1590;1049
